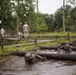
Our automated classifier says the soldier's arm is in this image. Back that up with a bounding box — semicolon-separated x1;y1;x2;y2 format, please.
35;54;43;59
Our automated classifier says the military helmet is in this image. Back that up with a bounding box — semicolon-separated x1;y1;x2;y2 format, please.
25;53;32;60
63;44;70;50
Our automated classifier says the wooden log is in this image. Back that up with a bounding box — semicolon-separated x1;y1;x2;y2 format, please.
39;46;76;51
70;46;76;51
12;51;26;56
39;46;58;50
60;42;73;46
12;51;76;61
37;53;76;61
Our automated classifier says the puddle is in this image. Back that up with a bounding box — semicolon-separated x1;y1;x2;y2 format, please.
0;49;76;75
0;56;76;75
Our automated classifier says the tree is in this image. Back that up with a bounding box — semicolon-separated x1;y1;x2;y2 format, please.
42;14;54;32
53;5;72;32
0;0;13;29
13;0;36;33
38;13;48;32
0;0;36;34
67;0;76;32
0;0;19;35
70;7;76;32
65;5;72;31
67;0;76;6
54;8;63;31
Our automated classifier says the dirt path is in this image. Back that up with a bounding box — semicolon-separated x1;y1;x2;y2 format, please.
4;39;53;48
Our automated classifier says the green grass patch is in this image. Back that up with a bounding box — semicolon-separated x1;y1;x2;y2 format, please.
30;32;76;37
0;32;76;55
0;37;74;54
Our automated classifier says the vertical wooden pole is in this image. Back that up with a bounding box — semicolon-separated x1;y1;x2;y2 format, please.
63;0;65;32
67;33;70;40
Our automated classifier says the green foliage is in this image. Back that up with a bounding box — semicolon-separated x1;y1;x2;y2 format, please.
0;0;76;33
71;7;76;20
54;8;63;31
67;0;76;6
0;0;36;34
42;14;54;32
70;7;76;32
0;0;13;28
37;13;48;32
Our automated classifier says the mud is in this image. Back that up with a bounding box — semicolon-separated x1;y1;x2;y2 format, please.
0;56;76;75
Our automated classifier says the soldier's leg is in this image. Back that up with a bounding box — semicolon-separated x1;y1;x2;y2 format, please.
25;32;29;40
23;32;26;39
1;38;4;50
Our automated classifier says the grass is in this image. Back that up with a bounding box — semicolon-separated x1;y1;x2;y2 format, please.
30;32;76;37
0;32;76;55
0;38;74;55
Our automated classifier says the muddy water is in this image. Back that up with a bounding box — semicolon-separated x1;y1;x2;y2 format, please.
0;56;76;75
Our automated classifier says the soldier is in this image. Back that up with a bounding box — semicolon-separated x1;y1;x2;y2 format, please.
0;28;5;37
23;22;29;39
56;44;72;54
24;53;46;64
18;31;23;39
72;40;76;46
63;44;72;53
0;28;5;50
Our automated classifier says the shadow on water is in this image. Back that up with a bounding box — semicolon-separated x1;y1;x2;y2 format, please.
0;50;76;75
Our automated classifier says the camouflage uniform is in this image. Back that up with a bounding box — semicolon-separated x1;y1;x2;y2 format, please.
23;22;29;39
24;53;45;64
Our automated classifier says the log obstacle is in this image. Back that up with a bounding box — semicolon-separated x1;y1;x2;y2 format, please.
39;46;76;51
70;46;76;51
39;46;58;50
60;42;73;46
12;51;76;61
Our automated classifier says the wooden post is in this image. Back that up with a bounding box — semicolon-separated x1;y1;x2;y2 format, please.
63;0;65;32
67;33;70;40
35;39;37;44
